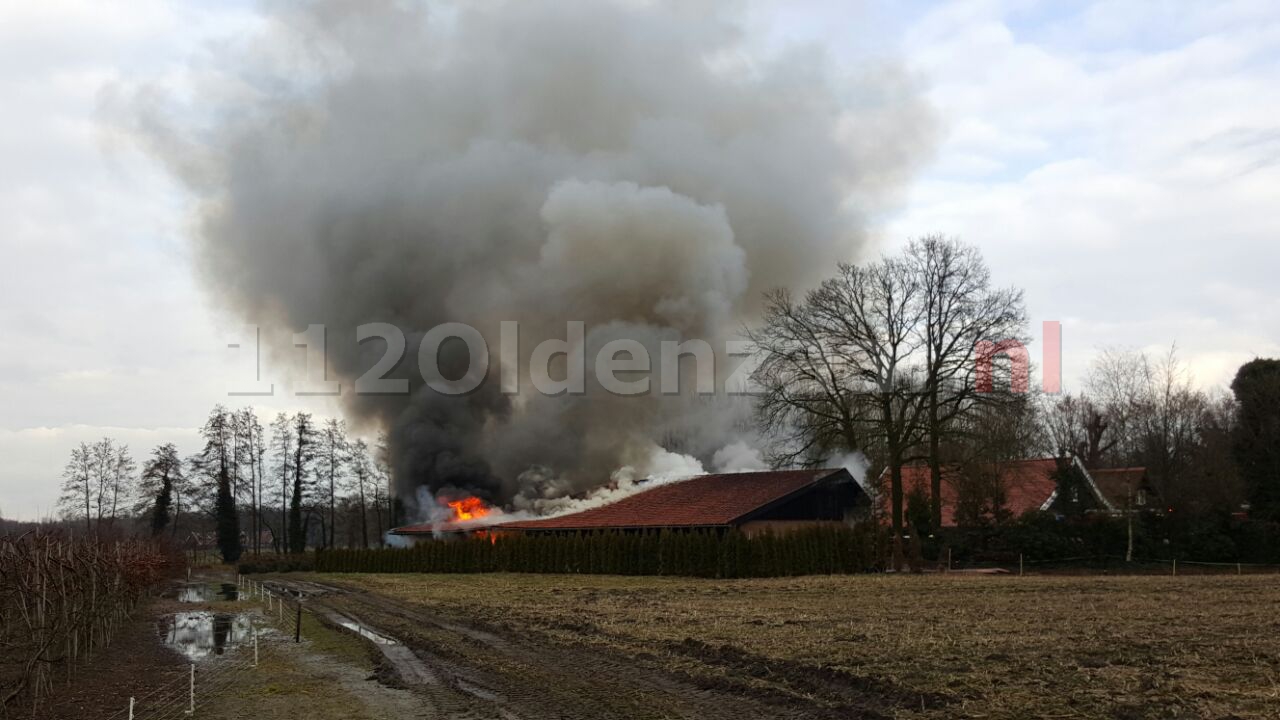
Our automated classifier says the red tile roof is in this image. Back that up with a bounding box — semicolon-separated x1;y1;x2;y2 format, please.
895;458;1061;526
494;469;846;531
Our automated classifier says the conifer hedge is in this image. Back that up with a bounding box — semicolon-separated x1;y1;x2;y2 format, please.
315;525;885;577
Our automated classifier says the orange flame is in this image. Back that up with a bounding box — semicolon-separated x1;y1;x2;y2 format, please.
445;496;490;522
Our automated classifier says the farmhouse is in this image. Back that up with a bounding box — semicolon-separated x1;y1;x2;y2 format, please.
892;456;1150;527
1091;467;1161;511
391;468;870;540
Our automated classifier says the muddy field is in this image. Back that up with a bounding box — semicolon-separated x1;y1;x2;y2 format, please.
284;572;1280;719
31;570;1280;719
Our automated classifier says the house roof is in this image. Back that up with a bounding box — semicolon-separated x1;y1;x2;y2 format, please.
493;468;849;532
1090;467;1149;508
895;458;1063;527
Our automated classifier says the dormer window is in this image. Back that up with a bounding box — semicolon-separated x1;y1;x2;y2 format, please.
1071;487;1080;503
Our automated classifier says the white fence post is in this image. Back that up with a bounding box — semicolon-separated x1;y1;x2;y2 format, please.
185;663;194;715
128;696;134;720
253;627;259;668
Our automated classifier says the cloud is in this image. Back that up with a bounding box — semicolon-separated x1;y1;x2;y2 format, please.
887;0;1280;389
0;1;339;518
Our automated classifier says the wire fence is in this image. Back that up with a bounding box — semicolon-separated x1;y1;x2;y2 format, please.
941;551;1280;576
102;575;309;720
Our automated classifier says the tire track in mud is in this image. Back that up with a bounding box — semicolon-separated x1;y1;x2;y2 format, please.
266;577;873;720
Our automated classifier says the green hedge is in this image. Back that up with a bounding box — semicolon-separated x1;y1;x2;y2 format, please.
941;512;1280;566
236;553;315;574
314;525;885;577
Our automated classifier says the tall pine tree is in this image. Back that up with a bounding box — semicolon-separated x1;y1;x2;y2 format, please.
139;443;184;537
194;406;241;561
289;412;317;553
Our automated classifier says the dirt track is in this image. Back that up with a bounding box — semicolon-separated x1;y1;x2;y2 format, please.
264;575;900;720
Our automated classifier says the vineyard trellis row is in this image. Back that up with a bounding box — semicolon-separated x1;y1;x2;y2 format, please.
0;532;174;717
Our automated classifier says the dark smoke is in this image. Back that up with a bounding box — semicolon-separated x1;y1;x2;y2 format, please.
125;0;935;510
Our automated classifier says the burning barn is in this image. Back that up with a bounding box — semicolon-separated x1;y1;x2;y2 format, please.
391;468;870;541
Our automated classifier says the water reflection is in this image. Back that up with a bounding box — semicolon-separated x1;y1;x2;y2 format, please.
338;621;398;645
160;612;253;660
175;583;241;603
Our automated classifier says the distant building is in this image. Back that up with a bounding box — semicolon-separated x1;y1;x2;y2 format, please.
1090;467;1160;512
889;456;1148;528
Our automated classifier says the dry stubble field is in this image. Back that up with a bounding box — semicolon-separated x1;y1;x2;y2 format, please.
324;572;1280;719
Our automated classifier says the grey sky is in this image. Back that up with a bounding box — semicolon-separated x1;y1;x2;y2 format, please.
2;0;1277;519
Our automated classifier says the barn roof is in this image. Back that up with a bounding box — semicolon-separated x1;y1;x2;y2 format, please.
494;468;850;531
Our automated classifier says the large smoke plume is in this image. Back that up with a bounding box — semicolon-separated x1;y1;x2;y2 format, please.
129;0;934;511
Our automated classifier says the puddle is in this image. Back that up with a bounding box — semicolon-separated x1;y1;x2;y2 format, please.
174;583;241;602
338;621;399;645
159;612;255;660
176;585;208;603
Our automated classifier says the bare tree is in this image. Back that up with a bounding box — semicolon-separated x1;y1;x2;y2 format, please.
317;418;348;549
907;236;1028;528
1084;346;1208;505
58;443;96;532
1042;393;1115;466
347;438;374;548
1085;347;1152;464
90;439;114;527
751;258;929;568
375;431;394;537
59;438;134;531
269;412;295;553
811;259;929;566
105;443;136;529
748;288;867;467
1135;348;1207;507
236;409;266;555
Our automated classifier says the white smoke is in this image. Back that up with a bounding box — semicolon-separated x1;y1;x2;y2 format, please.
513;443;706;517
711;440;767;473
383;532;413;549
